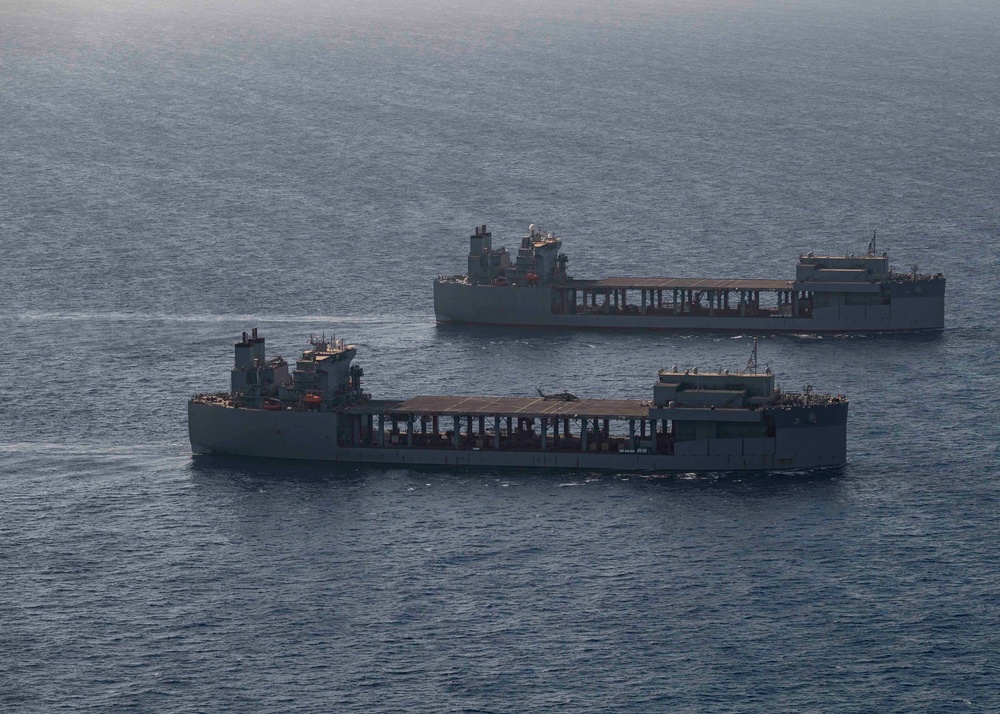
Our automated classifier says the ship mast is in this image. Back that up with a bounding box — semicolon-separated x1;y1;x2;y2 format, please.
744;337;759;374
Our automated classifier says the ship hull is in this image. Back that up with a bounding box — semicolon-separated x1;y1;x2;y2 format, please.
433;280;945;332
189;401;847;472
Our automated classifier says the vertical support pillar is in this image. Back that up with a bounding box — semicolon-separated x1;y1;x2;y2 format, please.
629;419;636;450
541;418;548;451
407;414;413;447
453;416;460;447
494;415;501;449
580;419;588;452
378;414;385;447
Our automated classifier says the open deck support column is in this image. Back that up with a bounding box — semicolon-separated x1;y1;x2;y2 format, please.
494;415;501;449
541;418;548;451
407;414;413;447
377;414;385;447
580;419;588;452
453;416;460;447
629;420;636;450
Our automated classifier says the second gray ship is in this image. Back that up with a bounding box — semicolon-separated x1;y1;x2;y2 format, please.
434;224;945;332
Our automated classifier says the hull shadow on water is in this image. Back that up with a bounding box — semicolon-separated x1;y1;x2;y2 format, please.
186;452;846;497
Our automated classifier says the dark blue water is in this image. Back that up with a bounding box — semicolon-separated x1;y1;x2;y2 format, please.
3;1;999;711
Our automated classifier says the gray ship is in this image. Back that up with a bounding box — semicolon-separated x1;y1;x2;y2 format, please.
434;224;945;332
188;330;848;472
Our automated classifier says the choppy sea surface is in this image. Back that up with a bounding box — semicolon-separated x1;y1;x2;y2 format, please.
2;1;999;711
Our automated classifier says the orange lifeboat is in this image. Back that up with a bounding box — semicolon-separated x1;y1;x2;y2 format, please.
304;394;322;410
263;400;283;411
491;277;509;286
525;272;540;285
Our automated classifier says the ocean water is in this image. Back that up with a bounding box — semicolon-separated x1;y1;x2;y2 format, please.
2;1;999;711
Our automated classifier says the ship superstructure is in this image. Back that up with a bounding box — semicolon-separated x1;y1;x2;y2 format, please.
218;328;363;411
434;225;945;331
189;332;848;472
